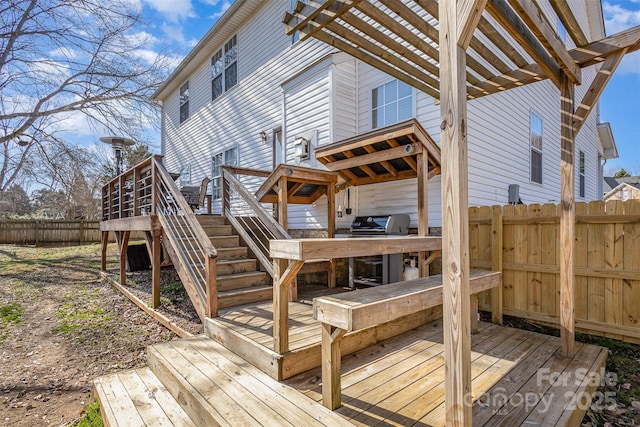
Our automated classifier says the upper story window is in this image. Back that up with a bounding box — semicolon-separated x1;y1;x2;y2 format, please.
179;82;189;124
530;112;543;184
211;35;238;102
557;19;567;44
579;151;585;198
372;79;413;129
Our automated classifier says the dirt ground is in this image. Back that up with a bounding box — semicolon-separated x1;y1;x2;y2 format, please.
0;243;182;427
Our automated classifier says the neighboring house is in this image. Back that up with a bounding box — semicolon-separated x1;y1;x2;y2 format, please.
604;176;640;201
153;0;617;231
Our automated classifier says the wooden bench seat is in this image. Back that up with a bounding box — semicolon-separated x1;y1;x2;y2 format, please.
313;269;501;409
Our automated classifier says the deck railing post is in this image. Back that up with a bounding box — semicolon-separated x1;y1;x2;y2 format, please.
206;254;218;317
273;257;289;354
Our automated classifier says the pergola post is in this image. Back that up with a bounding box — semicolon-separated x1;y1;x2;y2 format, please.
559;72;576;358
417;152;430;276
440;0;475;424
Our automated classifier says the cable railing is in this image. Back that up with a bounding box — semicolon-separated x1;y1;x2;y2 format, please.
222;167;290;277
153;157;218;319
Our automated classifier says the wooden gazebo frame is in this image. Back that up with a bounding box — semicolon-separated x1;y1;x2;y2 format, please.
284;0;640;424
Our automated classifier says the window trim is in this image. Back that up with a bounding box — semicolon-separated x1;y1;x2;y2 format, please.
179;81;189;124
370;78;414;130
211;34;238;102
530;111;543;185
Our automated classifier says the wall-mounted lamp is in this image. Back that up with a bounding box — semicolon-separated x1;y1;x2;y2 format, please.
260;130;269;144
293;136;310;160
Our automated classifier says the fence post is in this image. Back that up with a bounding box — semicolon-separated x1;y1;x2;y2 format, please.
491;207;504;324
205;254;218;317
34;221;39;247
79;220;84;245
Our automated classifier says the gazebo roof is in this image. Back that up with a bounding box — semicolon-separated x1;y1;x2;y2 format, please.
315;119;441;187
255;164;339;204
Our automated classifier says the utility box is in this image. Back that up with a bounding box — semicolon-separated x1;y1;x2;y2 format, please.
508;184;520;204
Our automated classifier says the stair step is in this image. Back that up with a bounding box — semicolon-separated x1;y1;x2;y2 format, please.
216;258;258;275
94;367;196;427
209;235;240;247
146;336;349;427
218;285;273;308
217;271;267;291
216;246;248;260
196;215;227;226
201;225;233;236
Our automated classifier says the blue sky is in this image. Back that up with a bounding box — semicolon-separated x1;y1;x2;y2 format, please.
137;0;639;174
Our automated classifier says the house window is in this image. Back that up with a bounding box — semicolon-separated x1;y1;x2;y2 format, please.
212;147;238;200
372;79;413;129
579;151;585;198
211;35;238;101
179;165;191;187
530;112;543;184
621;188;629;201
179;82;189;124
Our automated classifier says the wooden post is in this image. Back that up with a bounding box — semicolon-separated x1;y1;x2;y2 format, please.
440;0;473;424
328;258;337;289
117;231;130;286
559;73;576;358
491;207;504;324
79;220;84;246
277;176;288;230
273;257;289;354
322;323;345;410
34;220;39;247
134;164;141;216
151;230;162;309
101;231;109;271
470;294;479;334
221;170;229;216
417;152;430;276
205;254;218;317
327;182;337;289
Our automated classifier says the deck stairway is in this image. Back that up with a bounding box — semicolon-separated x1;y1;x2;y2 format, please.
94;335;351;426
194;215;272;309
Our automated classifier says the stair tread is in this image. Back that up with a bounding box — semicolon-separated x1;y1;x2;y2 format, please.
218;284;272;296
216;258;256;265
147;336;350;427
217;270;266;280
94;367;196;427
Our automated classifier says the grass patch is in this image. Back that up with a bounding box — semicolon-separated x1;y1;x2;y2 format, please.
74;400;103;427
0;302;23;344
161;281;187;304
53;300;113;339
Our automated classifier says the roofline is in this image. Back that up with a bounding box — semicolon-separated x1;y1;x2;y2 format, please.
153;0;261;101
597;122;618;159
604;182;637;200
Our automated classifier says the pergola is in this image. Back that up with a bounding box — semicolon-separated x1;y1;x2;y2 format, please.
283;0;640;424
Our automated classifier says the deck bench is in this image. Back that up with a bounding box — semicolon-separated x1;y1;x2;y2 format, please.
313;269;502;409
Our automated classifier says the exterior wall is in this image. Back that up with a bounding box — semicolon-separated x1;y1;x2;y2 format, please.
606;185;640;201
159;0;605;229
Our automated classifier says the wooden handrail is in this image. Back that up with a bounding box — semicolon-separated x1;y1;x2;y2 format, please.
223;165;271;178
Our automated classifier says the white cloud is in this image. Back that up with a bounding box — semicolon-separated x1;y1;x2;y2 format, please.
143;0;195;23
208;0;232;20
603;2;640;34
616;50;640;75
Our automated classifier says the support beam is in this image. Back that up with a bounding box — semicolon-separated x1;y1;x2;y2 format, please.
508;0;581;84
321;324;346;410
205;254;218;317
117;231;130;286
571;25;640;67
549;0;589;47
486;0;562;88
457;0;488;49
101;231;109;271
278;176;288;231
273;259;305;354
152;230;162;309
439;0;472;424
559;73;576;358
417;152;430;277
573;49;627;135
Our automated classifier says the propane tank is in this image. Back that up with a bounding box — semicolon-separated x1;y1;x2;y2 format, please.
403;258;419;281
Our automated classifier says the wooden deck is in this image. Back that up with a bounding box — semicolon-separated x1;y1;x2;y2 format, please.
205;300;607;426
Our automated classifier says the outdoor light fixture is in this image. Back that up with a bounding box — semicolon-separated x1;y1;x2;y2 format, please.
260;130;269;144
100;136;135;176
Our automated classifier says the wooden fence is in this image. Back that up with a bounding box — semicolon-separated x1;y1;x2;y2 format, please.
471;199;640;343
0;220;143;246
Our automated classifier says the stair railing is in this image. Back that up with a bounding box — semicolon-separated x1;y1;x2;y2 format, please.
153;157;218;319
222;167;290;277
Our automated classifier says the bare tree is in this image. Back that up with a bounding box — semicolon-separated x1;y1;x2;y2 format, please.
0;0;171;191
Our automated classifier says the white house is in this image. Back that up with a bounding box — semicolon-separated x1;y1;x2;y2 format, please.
153;0;617;232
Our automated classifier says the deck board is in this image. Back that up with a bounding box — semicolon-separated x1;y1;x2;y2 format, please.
209;299;606;426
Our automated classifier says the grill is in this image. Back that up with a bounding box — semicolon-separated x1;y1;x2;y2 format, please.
346;214;410;287
349;214;410;236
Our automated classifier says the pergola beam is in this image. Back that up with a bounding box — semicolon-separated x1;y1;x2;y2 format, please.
457;0;488;49
571;25;640;67
486;0;563;88
440;0;472;423
549;0;589;47
573;49;627;135
508;0;581;84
